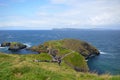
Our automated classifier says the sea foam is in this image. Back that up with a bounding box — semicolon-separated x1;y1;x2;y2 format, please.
100;51;108;54
24;43;32;48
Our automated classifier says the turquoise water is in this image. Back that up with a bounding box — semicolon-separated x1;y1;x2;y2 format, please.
0;30;120;75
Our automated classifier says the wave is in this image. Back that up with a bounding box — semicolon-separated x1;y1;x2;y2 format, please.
7;35;13;38
0;47;5;49
100;51;108;54
24;43;32;48
99;50;108;55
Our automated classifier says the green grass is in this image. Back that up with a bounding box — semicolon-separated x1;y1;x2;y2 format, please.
63;52;89;72
43;39;99;58
26;53;52;60
0;52;119;80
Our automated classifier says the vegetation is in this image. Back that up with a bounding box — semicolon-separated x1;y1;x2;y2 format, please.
26;39;101;72
0;53;120;80
0;39;119;80
61;39;100;57
63;52;89;72
34;39;100;58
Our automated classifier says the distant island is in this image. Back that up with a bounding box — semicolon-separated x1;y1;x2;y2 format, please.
52;28;120;31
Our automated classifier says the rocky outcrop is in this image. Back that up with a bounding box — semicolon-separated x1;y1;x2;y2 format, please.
27;45;48;53
1;42;10;47
1;42;27;51
62;39;100;59
27;39;100;72
28;39;100;59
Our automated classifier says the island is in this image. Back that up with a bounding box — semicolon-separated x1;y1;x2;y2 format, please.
1;42;27;51
28;39;100;72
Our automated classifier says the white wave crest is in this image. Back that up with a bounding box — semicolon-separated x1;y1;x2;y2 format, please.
0;47;5;49
24;43;32;47
7;35;13;38
100;51;108;54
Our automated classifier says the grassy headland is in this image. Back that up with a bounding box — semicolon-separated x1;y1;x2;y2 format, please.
0;39;119;80
0;53;120;80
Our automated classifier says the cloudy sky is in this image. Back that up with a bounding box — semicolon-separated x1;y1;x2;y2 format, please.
0;0;120;30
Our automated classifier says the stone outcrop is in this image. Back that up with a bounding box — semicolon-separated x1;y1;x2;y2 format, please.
61;39;100;59
1;42;11;47
27;39;100;72
0;42;27;51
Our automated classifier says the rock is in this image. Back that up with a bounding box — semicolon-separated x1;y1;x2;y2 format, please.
8;42;27;51
1;42;10;47
1;42;27;51
27;45;48;53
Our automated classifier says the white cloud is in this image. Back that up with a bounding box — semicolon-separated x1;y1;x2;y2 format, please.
50;0;67;4
0;0;120;29
89;13;119;25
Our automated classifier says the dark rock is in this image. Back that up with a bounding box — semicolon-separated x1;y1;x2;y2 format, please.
1;42;10;47
27;45;48;53
1;42;27;51
8;42;27;51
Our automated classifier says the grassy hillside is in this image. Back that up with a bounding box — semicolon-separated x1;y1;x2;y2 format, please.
43;39;89;71
0;53;120;80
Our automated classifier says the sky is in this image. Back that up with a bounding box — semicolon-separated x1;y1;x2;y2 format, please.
0;0;120;30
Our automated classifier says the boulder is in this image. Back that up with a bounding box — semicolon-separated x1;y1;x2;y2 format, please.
1;42;10;47
1;42;27;51
8;42;27;51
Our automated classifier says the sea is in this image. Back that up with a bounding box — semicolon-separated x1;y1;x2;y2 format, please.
0;30;120;75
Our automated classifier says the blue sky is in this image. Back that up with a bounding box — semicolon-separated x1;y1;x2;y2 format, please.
0;0;120;30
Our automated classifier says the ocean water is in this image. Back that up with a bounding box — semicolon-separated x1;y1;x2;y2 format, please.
0;30;120;75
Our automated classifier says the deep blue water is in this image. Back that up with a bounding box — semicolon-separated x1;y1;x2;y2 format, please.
0;30;120;75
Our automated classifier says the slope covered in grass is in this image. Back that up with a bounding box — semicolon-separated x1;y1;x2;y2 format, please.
43;39;89;71
0;53;120;80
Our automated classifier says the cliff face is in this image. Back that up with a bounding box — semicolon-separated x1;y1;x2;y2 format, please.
28;39;100;72
61;39;100;59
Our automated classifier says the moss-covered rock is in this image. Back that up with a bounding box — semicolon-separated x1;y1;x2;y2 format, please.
0;42;27;51
0;42;10;47
8;42;27;51
27;45;48;53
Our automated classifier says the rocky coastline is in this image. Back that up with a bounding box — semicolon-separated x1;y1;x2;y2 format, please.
0;39;100;72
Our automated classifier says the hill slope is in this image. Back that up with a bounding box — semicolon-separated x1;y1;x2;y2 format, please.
0;53;119;80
